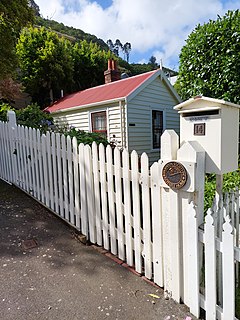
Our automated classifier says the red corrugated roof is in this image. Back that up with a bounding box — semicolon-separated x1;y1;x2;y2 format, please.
45;70;158;113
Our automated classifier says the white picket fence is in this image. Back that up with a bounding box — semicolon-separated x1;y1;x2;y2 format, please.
1;113;240;319
0;117;164;286
185;192;240;319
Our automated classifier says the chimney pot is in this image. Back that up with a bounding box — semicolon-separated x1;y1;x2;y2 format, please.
104;59;121;84
112;60;117;70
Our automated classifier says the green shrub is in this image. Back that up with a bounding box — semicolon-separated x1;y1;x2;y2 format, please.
16;103;53;133
204;168;240;212
56;126;109;146
0;103;14;122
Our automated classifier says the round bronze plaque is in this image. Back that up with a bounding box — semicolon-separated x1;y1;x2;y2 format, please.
162;161;187;189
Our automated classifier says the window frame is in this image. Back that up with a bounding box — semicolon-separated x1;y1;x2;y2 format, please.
90;110;108;138
151;109;165;151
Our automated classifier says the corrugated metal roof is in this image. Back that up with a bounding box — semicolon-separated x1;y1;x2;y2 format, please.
45;70;159;113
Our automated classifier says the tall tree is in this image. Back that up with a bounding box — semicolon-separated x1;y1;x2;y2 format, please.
113;39;123;56
176;10;240;103
16;27;74;107
123;42;131;63
148;56;158;68
29;0;40;16
0;0;34;79
72;40;112;90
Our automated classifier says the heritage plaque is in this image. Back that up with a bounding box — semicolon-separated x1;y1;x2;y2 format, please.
162;161;188;189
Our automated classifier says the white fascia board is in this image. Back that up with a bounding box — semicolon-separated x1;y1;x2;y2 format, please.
50;97;126;115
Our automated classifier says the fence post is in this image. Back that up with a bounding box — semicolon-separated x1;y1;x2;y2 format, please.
177;141;205;318
161;130;180;301
7;110;17;184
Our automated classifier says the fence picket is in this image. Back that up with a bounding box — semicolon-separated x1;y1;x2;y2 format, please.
123;149;133;266
42;134;49;206
32;128;40;199
56;133;64;217
51;132;58;214
61;135;69;220
79;143;88;237
92;142;102;246
1;123;10;182
67;136;74;224
0;124;5;180
73;137;80;229
37;129;44;203
141;153;152;279
99;143;109;250
114;147;125;260
222;214;235;319
85;145;96;243
29;128;35;196
46;132;54;210
151;162;163;286
25;127;32;193
0;123;7;181
29;128;38;198
21;126;29;191
106;145;117;254
131;150;142;273
7;113;17;184
205;209;216;320
4;122;13;182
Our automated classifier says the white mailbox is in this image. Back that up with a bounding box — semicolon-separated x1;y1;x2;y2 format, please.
174;96;240;174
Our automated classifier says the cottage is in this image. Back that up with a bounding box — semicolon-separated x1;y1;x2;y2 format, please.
45;60;181;163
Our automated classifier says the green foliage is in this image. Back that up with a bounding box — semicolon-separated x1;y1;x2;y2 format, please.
72;40;113;91
15;103;53;132
176;10;240;104
0;0;34;79
0;103;14;122
0;102;107;145
36;16;109;51
16;26;74;107
204;168;240;212
56;127;109;146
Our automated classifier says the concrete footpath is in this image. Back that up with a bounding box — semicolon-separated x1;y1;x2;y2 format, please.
0;179;197;320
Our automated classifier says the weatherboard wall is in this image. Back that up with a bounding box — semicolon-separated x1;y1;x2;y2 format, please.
127;76;180;163
52;102;124;148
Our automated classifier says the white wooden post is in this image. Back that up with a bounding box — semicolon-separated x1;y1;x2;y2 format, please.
160;130;180;300
177;141;205;317
7;111;17;184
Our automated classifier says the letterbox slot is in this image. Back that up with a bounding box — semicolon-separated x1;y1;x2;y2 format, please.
182;109;219;118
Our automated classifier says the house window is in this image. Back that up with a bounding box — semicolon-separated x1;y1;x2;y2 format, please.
91;111;107;138
152;110;163;149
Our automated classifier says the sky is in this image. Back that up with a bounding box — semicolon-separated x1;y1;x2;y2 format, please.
34;0;240;70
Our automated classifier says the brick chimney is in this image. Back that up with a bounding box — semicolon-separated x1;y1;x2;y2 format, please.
104;59;121;84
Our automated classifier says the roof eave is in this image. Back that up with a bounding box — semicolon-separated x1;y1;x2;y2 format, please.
49;97;126;114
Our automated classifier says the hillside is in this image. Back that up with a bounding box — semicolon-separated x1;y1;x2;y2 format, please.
35;16;109;51
35;17;177;78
